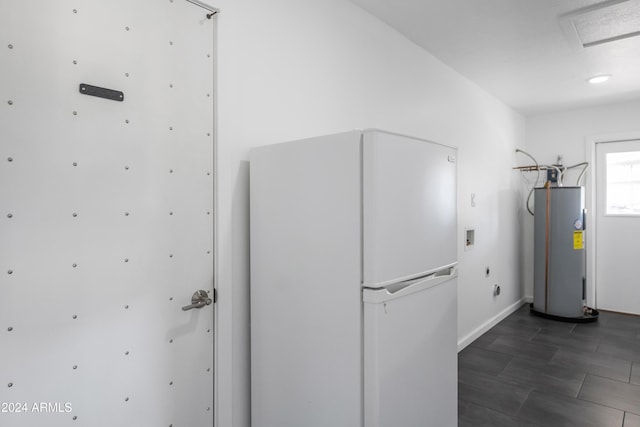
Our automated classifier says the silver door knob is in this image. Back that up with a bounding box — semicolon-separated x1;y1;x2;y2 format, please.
182;290;213;311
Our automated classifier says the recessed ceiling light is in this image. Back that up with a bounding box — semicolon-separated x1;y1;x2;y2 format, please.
587;74;611;84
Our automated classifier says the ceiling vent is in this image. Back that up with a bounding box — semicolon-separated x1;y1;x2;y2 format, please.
561;0;640;48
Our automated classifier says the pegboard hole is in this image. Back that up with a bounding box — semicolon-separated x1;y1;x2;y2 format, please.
7;44;13;49
7;100;13;106
7;327;13;332
7;213;13;218
7;157;13;162
7;270;13;275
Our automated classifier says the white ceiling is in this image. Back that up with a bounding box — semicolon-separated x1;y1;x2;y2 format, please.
349;0;640;115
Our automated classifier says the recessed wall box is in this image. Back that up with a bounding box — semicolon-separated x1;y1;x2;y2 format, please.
465;228;475;251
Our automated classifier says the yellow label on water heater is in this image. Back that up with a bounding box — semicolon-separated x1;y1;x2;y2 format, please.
573;231;584;250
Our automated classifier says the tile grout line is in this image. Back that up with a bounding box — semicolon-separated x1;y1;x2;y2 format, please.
528;327;542;342
459;395;539;426
577;373;640;417
512;387;535;423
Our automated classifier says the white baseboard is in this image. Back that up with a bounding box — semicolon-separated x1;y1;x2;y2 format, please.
457;297;529;352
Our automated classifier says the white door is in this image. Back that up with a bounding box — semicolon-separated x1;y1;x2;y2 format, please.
595;140;640;314
0;1;215;426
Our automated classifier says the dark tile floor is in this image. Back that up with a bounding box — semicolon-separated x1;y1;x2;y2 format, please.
459;303;640;427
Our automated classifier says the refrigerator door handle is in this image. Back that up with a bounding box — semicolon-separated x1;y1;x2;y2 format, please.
363;264;458;304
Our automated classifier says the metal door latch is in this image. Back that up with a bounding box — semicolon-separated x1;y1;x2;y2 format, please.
182;290;213;311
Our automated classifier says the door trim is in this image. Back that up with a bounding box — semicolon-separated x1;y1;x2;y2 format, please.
585;131;640;310
210;11;220;427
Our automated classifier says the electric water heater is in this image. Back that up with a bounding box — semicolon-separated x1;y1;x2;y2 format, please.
532;186;596;321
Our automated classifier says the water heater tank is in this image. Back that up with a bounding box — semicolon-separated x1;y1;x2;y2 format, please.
532;186;597;322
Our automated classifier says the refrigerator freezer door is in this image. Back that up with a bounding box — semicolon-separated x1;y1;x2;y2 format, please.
364;274;457;427
362;130;457;287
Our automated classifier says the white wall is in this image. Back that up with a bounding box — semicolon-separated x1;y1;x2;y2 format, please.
209;0;526;425
523;99;640;302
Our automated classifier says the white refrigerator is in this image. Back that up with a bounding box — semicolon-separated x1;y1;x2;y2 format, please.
250;129;458;427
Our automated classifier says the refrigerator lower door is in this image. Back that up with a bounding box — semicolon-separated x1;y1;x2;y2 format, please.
363;267;458;427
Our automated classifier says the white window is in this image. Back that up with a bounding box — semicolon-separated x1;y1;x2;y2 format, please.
606;151;640;215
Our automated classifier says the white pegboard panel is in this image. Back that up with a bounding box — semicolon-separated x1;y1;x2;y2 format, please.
0;0;215;426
